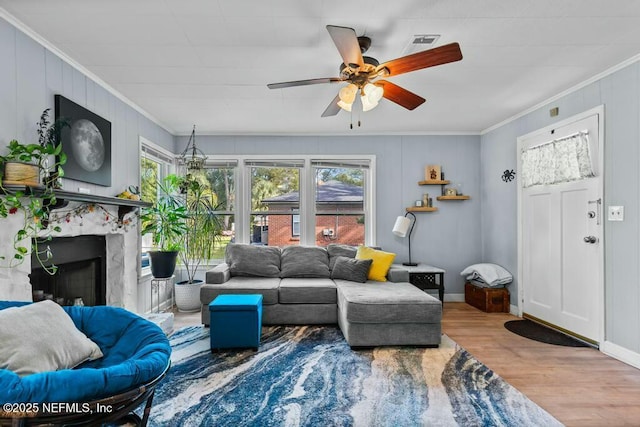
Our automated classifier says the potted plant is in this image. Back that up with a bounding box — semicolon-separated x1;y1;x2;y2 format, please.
173;175;224;312
140;174;189;279
1;109;68;187
0;109;68;273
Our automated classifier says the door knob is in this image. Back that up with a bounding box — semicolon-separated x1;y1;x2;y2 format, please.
583;236;598;244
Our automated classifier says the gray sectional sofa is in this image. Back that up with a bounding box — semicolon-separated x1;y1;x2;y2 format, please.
200;243;442;347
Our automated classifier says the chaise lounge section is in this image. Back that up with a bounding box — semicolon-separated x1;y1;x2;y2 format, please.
200;243;442;347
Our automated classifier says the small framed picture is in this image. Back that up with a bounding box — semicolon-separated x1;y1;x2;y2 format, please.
445;187;457;196
425;165;441;181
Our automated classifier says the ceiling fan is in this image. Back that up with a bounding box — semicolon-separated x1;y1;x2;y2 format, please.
267;25;463;117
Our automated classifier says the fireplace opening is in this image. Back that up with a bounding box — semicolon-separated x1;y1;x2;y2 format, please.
30;235;106;306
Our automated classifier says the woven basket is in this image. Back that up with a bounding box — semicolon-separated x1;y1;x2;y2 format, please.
3;161;40;186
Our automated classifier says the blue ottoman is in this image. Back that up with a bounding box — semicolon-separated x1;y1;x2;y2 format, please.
209;294;263;350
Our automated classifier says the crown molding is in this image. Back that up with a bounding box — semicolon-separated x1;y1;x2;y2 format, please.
0;7;175;136
481;53;640;135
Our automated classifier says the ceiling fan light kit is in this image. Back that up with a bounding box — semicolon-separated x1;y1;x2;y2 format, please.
267;25;462;125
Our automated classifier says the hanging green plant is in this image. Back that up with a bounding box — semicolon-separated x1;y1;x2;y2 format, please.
0;108;69;274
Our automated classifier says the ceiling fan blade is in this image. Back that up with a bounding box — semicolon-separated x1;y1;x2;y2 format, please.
377;42;462;77
321;94;342;117
326;25;364;67
376;81;425;110
267;77;342;89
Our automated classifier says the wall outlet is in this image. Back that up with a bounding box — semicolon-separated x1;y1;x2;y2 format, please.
608;205;624;221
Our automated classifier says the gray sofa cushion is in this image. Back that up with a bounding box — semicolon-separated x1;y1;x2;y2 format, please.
205;263;231;284
330;256;372;283
225;243;281;277
327;244;357;270
279;278;337;304
200;277;281;305
335;280;441;324
280;246;330;278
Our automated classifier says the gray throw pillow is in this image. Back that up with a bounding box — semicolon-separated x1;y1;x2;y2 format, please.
327;244;357;270
280;246;330;278
331;256;373;283
0;300;103;376
225;243;281;277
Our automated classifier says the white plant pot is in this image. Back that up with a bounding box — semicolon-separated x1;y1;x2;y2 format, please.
174;280;203;313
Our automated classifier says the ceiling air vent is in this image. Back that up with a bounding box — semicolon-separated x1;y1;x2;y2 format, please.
402;34;441;55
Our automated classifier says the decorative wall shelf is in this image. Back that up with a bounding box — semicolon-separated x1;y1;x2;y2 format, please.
437;195;470;201
406;207;438;213
2;185;151;222
418;179;450;185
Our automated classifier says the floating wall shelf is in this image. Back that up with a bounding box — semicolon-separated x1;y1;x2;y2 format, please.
437;195;470;201
418;179;450;185
406;206;438;213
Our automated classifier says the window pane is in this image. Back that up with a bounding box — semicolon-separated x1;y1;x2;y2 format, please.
201;166;236;259
140;157;160;253
315;214;365;247
203;167;235;212
140;157;160;206
292;214;300;236
315;167;365;246
215;214;235;259
251;166;300;246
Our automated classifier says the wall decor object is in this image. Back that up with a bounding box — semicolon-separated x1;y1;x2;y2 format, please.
502;169;516;183
445;187;457;196
55;95;111;186
425;165;441;181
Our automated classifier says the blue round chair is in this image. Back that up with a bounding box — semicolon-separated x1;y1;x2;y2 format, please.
0;301;171;426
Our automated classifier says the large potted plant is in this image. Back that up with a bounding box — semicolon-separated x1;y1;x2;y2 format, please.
173;175;223;312
140;174;188;279
0;109;68;273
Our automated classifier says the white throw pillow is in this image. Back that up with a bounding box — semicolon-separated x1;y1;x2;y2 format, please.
0;300;103;376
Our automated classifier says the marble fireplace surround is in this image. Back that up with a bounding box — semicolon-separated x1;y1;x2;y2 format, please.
0;196;144;311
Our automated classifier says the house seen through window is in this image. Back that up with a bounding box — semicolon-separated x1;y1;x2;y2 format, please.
140;153;374;262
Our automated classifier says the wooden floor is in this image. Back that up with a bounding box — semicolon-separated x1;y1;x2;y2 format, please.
173;302;640;426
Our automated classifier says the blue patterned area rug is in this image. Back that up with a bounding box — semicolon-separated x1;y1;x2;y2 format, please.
148;326;561;427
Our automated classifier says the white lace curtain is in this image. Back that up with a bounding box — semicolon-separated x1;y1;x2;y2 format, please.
521;131;594;188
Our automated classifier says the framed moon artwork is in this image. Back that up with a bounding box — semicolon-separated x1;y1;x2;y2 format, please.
55;94;112;186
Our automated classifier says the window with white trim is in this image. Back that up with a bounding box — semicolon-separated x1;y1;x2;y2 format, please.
140;140;175;266
200;161;237;258
312;160;368;247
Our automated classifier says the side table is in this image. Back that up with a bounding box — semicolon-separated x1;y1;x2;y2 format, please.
151;276;174;313
392;263;446;303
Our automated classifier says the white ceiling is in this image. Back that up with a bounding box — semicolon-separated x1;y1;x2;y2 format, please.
2;0;640;135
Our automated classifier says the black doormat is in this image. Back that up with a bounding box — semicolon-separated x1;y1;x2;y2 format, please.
504;319;590;347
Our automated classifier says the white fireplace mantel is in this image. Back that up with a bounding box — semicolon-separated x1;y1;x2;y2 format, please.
0;193;145;311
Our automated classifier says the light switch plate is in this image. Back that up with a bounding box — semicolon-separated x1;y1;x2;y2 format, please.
608;206;624;221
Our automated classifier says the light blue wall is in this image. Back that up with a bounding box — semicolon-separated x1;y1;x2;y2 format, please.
0;17;174;196
175;134;483;297
480;61;640;351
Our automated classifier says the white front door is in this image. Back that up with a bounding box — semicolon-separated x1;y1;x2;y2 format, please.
518;109;603;344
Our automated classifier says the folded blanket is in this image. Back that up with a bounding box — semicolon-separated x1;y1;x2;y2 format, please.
460;263;512;287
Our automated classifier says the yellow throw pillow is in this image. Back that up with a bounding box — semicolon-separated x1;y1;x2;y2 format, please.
355;246;396;282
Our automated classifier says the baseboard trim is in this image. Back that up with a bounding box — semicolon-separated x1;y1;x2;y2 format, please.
443;293;465;302
600;341;640;370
